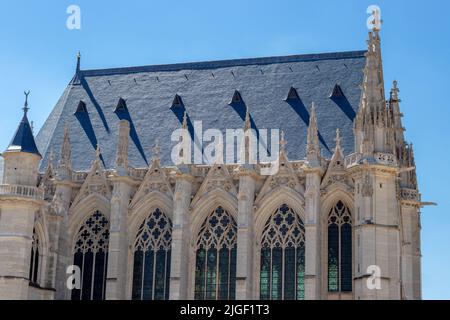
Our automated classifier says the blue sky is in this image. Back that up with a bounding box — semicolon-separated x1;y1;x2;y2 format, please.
0;0;448;299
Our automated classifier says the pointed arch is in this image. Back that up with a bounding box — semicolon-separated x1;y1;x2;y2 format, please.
258;203;305;300
321;189;353;294
68;193;111;240
29;228;41;285
193;206;237;300
130;207;172;300
128;190;173;236
255;186;305;238
190;188;238;237
29;212;50;287
70;209;110;300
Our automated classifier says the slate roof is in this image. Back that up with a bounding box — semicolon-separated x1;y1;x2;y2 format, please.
6;112;41;156
35;50;366;172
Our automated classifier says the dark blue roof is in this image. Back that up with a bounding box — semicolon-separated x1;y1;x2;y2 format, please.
6;113;41;156
36;50;366;171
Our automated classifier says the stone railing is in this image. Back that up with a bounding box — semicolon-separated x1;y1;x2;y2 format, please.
374;152;398;167
344;153;362;168
72;171;88;183
344;152;398;168
0;184;44;200
401;188;420;202
127;167;146;180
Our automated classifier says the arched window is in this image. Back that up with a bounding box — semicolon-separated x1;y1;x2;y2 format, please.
71;210;110;300
131;208;172;300
29;228;40;284
194;206;237;300
260;204;305;300
327;201;352;292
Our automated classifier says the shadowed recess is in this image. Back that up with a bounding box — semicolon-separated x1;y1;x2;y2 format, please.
170;106;204;160
285;99;330;153
114;107;148;166
329;86;356;121
81;77;110;133
74;111;106;166
228;101;273;158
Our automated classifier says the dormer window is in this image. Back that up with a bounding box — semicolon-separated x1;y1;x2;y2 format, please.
171;94;184;108
229;90;243;104
285;87;300;101
330;84;344;98
75;100;87;113
114;97;127;112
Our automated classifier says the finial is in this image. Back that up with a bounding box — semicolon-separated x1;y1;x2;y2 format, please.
152;138;161;160
334;128;342;149
280;130;287;153
76;51;81;72
182;110;188;129
244;104;250;131
368;6;382;32
95;144;101;159
23;90;30;114
49;148;55;164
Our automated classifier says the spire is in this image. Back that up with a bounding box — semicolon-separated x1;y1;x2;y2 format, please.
44;148;55;176
307;102;319;152
182;110;188;130
59;125;72;169
354;28;389;155
115;120;130;170
95;144;101;160
388;80;405;153
48;148;55;167
76;51;81;72
23;91;30;115
280;130;287;155
70;52;82;85
55;124;72;179
244;104;250;131
330;128;345;164
5;91;41;156
306;102;321;166
151;138;161;166
334;128;342;152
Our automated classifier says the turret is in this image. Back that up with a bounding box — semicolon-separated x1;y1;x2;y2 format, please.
2;92;41;186
0;92;44;299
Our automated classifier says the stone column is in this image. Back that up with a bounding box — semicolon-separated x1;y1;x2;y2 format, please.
304;168;322;300
353;167;401;300
400;200;421;300
51;181;74;300
105;176;133;300
169;168;193;300
235;170;256;299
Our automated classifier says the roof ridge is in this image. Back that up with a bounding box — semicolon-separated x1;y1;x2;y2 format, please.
79;50;366;77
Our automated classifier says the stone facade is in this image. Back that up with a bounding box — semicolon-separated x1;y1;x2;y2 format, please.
0;29;423;300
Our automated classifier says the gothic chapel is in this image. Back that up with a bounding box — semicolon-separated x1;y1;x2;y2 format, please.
0;28;423;300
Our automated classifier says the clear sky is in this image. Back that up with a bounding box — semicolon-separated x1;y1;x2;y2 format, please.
0;0;448;299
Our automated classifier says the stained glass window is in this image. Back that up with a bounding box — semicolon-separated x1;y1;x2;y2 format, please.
260;204;305;300
327;201;352;292
71;210;109;300
131;208;172;300
29;228;40;284
194;206;237;300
